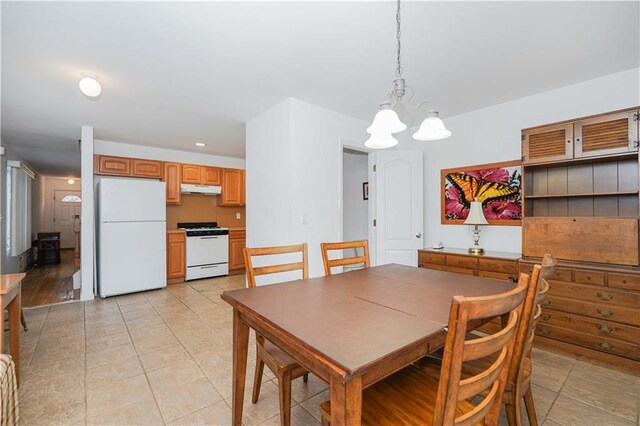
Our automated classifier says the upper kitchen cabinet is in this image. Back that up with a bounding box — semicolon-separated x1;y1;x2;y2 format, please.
522;108;640;165
163;162;181;205
575;110;639;158
202;167;222;185
220;168;245;206
181;164;202;184
95;155;131;176
132;159;163;178
522;123;573;164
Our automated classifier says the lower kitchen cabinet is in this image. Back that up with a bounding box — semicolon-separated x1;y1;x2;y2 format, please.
167;231;186;283
229;229;246;274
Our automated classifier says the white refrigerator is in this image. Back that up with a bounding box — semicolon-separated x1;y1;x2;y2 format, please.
97;177;167;297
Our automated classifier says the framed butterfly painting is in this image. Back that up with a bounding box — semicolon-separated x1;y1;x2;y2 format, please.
441;160;522;226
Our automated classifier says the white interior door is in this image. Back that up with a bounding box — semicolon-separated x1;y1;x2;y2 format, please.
372;150;423;266
54;190;81;248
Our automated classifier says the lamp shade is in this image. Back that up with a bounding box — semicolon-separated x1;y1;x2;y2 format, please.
367;109;407;134
464;201;488;225
412;112;452;141
364;132;399;149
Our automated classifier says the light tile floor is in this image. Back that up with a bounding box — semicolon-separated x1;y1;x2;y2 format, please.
17;274;640;425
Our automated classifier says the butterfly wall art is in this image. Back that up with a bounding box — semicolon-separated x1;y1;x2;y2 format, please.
441;160;522;225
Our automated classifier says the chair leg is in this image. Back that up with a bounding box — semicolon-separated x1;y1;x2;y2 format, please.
278;370;292;426
505;402;519;426
523;386;538;426
303;373;309;383
20;311;27;331
251;357;265;404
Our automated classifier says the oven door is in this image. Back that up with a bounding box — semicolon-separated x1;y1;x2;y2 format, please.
186;234;229;266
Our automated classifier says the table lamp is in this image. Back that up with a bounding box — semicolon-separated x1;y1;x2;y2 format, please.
464;199;488;255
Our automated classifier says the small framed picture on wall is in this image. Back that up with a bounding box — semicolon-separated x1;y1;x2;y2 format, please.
363;182;369;200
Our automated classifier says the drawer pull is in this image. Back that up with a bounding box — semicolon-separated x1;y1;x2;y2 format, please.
539;327;552;336
541;313;551;321
597;342;615;351
596;324;614;335
596;309;614;318
541;300;551;307
596;292;613;302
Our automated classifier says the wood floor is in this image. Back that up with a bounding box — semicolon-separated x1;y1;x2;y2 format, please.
22;249;80;307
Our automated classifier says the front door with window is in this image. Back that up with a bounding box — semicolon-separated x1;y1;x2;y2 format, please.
54;190;81;249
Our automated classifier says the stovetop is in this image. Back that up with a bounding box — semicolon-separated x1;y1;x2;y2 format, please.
178;222;229;236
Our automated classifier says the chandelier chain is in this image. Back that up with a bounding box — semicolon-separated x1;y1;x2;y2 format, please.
395;0;402;78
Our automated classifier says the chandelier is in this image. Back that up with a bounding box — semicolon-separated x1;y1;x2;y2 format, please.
365;0;452;149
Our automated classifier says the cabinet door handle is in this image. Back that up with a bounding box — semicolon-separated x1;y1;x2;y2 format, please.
597;342;615;351
541;313;551;321
596;292;613;302
539;327;552;336
541;300;551;307
596;324;614;335
596;309;614;319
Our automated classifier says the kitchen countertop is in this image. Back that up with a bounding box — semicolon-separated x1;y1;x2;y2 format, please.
166;228;186;234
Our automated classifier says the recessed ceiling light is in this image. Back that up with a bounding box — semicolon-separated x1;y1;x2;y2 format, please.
195;142;206;147
68;179;76;184
79;73;102;98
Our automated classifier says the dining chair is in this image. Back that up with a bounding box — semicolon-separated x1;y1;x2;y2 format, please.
421;254;556;426
319;272;530;425
320;240;370;276
243;243;310;426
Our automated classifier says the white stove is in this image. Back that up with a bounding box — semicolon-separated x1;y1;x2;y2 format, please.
178;222;229;280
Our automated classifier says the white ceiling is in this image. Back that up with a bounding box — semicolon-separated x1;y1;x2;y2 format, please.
2;1;638;176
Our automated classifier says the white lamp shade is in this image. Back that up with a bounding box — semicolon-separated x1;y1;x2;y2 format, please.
464;201;488;225
413;115;452;141
79;76;102;98
367;109;407;134
364;132;399;149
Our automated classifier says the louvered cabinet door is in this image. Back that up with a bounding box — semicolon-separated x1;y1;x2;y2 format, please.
523;123;574;164
575;111;639;158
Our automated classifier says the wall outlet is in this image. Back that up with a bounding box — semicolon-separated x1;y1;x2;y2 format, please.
236;212;241;220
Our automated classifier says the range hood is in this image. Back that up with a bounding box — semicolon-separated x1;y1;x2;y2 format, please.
180;184;222;195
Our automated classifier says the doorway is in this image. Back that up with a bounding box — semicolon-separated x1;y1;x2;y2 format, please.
22;178;81;307
342;147;370;271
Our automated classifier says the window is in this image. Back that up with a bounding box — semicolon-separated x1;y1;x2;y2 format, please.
6;162;34;256
61;194;81;203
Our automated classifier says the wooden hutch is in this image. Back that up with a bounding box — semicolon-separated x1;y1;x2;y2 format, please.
520;106;640;373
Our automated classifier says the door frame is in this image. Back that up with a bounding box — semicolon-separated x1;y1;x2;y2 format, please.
338;140;375;265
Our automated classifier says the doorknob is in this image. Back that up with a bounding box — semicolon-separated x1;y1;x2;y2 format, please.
415;233;422;238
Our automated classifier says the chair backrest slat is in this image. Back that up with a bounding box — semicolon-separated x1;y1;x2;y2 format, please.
320;240;370;276
433;273;529;425
243;243;309;288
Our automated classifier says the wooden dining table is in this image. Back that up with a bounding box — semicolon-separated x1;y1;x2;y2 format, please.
221;263;515;426
0;273;24;385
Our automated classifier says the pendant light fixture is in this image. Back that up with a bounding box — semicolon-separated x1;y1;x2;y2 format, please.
365;0;452;149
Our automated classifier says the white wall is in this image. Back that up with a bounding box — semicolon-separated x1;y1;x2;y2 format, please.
246;98;369;281
80;126;95;301
400;67;640;253
342;151;368;242
95;140;246;169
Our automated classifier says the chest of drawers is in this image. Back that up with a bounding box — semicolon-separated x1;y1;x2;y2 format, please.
520;258;640;368
418;248;520;282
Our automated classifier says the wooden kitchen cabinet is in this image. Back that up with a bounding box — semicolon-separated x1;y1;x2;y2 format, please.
522;123;573;164
574;110;638;158
95;155;131;176
202;167;222;185
167;231;186;283
220;168;245;206
132;159;163;178
229;229;246;274
163;162;181;205
181;164;202;184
